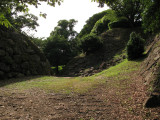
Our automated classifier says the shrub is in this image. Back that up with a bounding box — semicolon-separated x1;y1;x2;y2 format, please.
80;34;103;54
108;19;131;29
91;17;110;35
91;11;118;35
77;10;111;38
127;32;145;60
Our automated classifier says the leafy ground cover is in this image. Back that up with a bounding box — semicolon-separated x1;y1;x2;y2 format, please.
0;59;160;119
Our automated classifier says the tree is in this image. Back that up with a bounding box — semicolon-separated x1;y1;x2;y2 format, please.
0;0;63;28
92;0;144;26
43;35;71;74
142;0;160;33
43;19;78;74
31;37;45;50
50;19;78;40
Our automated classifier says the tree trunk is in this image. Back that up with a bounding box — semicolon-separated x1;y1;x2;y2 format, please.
56;65;59;75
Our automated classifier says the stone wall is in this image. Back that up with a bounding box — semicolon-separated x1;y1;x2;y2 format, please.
0;27;52;80
141;34;160;107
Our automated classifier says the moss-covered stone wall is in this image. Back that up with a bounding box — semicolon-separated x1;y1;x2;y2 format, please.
0;27;52;80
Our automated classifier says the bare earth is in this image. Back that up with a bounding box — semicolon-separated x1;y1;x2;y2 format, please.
0;72;160;120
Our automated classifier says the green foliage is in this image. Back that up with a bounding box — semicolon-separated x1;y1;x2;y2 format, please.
93;0;144;26
14;14;39;31
0;1;39;31
142;0;160;33
91;0;116;7
80;34;103;54
43;35;72;72
49;19;79;56
51;65;65;75
0;0;62;28
91;20;107;35
50;19;78;40
127;32;145;60
43;19;78;74
91;10;117;35
78;10;111;38
108;19;131;29
31;37;45;50
0;14;12;28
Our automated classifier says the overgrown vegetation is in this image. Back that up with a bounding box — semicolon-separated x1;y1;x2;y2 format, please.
108;19;131;29
127;32;145;60
93;0;159;33
1;0;160;78
80;34;103;54
91;9;117;35
0;0;62;30
77;10;111;38
142;0;160;33
43;19;78;74
1;1;160;118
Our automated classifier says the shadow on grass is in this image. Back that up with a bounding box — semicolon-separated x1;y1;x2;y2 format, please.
128;54;148;62
0;76;47;88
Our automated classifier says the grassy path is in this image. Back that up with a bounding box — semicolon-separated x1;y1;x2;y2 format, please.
0;60;160;119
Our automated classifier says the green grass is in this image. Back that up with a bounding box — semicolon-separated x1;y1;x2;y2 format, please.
94;59;140;78
2;59;141;94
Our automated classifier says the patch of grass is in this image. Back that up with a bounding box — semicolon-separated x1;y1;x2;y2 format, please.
2;59;141;94
4;76;102;94
94;59;141;89
94;59;140;78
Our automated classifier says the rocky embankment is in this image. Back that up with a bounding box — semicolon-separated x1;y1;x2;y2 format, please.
141;34;160;107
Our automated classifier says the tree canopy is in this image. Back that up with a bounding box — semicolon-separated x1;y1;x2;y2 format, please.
93;0;160;33
50;19;78;40
0;0;63;29
43;19;78;74
93;0;144;26
142;0;160;33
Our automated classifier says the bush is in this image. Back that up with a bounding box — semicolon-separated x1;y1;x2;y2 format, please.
108;19;131;29
80;34;103;54
91;17;110;35
127;32;145;60
91;11;118;35
77;10;111;38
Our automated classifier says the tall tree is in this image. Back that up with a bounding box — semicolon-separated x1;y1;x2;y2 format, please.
50;19;78;40
43;35;71;74
43;19;78;74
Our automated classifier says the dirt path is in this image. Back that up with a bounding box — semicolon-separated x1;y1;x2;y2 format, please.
0;72;160;119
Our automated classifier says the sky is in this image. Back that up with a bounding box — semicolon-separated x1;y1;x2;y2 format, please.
26;0;108;38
